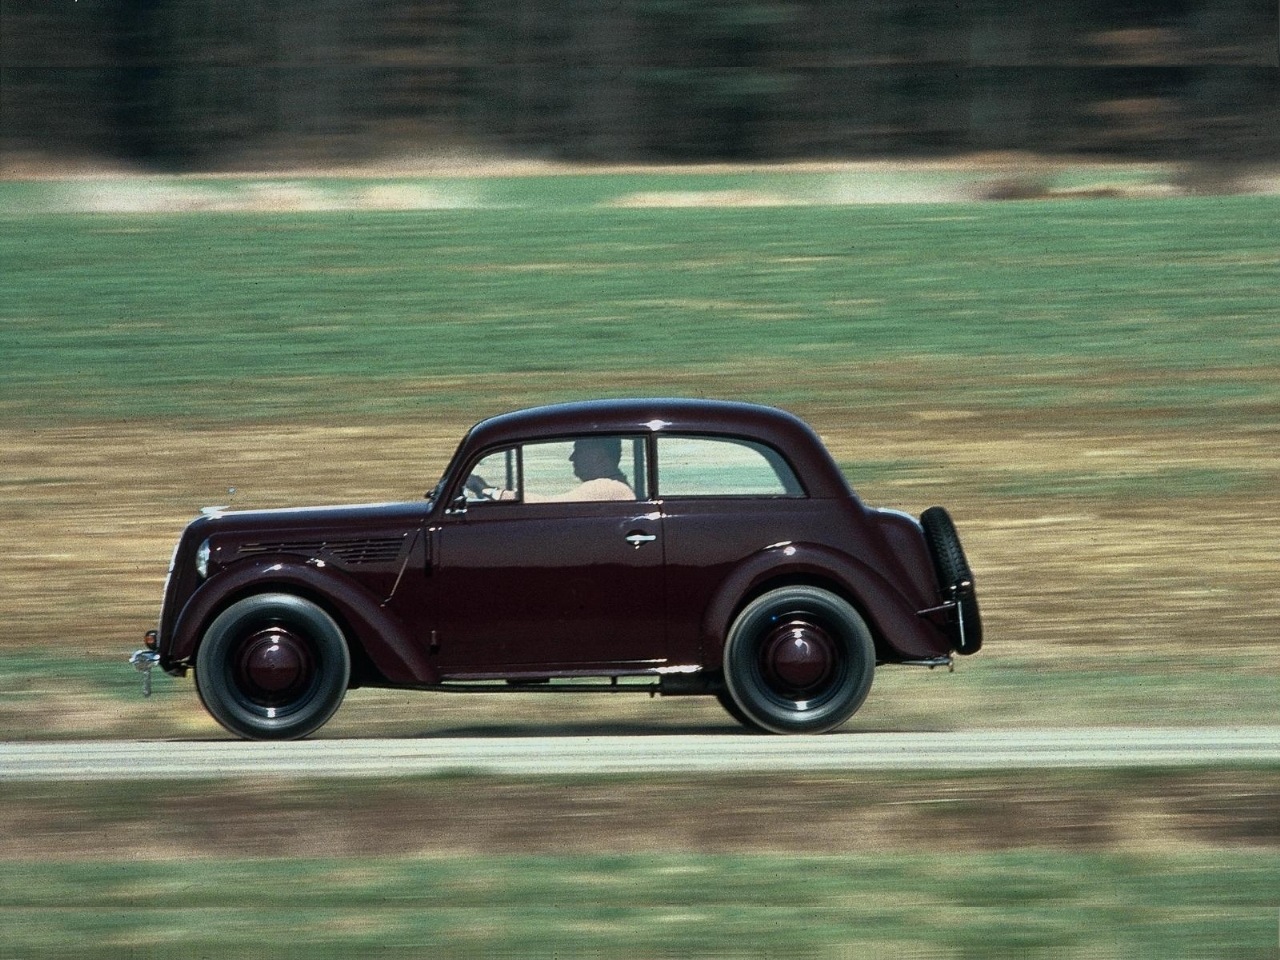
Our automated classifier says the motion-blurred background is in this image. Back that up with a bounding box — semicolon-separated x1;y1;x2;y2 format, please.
2;4;1279;957
3;0;1277;175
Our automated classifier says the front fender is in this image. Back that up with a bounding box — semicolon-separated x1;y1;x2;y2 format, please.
166;559;438;685
699;542;950;662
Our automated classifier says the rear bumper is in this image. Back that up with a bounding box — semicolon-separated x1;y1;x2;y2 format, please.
946;579;980;654
917;578;981;655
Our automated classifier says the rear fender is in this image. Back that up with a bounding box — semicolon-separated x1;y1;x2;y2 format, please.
167;559;437;685
700;542;950;663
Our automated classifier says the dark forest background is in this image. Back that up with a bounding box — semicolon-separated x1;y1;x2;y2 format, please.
2;0;1277;171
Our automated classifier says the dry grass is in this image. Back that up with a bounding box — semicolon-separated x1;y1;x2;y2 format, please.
1;422;456;650
3;405;1275;675
819;418;1280;662
2;770;1277;861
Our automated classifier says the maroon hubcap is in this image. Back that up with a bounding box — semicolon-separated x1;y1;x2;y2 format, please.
233;627;315;706
759;619;836;698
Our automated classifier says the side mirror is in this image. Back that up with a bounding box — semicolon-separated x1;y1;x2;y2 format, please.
446;493;469;515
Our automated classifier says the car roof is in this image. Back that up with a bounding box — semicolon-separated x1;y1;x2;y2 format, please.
461;398;852;497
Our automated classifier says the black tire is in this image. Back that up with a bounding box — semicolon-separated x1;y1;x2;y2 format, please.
195;593;350;740
722;586;875;734
715;689;766;732
920;506;983;653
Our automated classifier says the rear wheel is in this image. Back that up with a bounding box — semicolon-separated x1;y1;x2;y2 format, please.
722;586;875;734
195;593;350;740
715;689;765;731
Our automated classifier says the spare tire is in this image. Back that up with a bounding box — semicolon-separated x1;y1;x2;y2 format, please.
921;506;983;654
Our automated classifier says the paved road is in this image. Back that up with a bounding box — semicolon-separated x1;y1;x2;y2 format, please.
2;728;1278;780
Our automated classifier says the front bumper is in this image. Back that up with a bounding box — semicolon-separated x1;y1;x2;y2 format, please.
130;630;161;697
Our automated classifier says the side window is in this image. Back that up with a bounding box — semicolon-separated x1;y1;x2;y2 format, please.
465;436;647;503
523;437;645;502
657;436;802;497
521;440;580;500
463;447;518;501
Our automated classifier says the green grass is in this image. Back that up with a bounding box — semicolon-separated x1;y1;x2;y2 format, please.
2;195;1276;423
1;851;1276;958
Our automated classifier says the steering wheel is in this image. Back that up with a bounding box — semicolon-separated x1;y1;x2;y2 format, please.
464;474;494;501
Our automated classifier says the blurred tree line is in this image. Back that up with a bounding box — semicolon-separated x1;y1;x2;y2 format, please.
1;0;1276;170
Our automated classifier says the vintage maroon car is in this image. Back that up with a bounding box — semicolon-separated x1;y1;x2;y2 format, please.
131;399;981;739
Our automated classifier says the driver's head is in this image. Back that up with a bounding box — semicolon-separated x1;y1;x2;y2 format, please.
570;437;623;481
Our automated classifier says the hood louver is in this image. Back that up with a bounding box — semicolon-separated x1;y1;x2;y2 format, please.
237;537;405;565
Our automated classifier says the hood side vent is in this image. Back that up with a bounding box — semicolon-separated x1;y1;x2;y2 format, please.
238;537;405;565
329;538;406;564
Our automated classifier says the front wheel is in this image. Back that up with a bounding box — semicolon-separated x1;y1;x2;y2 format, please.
722;586;875;734
195;593;350;740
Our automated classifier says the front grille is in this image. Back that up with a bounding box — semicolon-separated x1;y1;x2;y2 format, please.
238;537;405;565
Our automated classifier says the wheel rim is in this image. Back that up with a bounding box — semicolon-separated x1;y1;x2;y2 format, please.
230;626;318;709
755;616;844;707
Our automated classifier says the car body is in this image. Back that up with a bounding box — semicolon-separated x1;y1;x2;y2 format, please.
131;399;982;739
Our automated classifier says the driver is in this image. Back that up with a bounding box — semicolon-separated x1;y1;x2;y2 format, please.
468;437;634;502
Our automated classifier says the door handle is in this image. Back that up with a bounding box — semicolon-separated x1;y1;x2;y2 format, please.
624;532;657;548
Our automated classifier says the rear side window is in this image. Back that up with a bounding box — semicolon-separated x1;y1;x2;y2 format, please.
657;436;802;497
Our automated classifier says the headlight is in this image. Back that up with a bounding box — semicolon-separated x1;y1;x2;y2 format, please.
196;539;211;579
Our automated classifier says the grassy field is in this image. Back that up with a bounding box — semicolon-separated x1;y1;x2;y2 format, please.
2;172;1277;735
5;850;1277;959
1;168;1277;957
2;770;1278;959
3;189;1276;423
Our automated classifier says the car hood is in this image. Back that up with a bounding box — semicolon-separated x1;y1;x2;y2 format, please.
198;499;428;529
183;500;430;560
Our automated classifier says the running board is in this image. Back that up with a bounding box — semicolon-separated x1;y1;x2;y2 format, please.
432;673;717;698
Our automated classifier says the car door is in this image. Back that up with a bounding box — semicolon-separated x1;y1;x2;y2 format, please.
654;434;817;662
433;436;665;673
